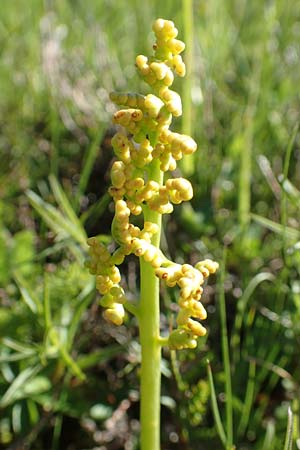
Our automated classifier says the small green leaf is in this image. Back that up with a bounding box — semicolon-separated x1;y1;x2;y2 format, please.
207;361;227;447
283;407;294;450
13;271;41;314
279;176;300;208
23;376;52;396
251;213;299;240
0;365;42;408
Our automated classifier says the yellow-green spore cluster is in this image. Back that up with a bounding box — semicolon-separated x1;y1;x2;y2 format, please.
87;19;218;350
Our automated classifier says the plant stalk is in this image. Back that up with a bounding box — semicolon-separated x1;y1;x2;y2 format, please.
139;159;163;450
181;0;194;175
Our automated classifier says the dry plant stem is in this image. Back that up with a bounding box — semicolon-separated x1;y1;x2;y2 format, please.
139;159;163;450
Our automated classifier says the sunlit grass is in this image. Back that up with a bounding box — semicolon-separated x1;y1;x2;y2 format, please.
0;0;300;448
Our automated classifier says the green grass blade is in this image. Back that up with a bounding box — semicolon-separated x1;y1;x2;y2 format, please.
283;123;299;181
251;213;299;240
283;407;293;450
13;271;42;315
77;346;121;370
1;338;37;354
27;190;88;248
0;364;42;408
43;272;52;330
66;282;94;350
0;338;37;362
49;99;60;177
207;360;227;448
49;174;86;235
12;403;22;434
218;250;233;448
48;329;86;381
238;61;261;231
261;419;276;450
170;349;188;392
278;177;300;209
281;122;299;260
231;272;275;365
0;352;37;363
80;192;111;225
237;359;256;437
78;127;105;198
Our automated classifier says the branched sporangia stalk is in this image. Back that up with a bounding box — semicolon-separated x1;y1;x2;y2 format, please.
86;18;218;450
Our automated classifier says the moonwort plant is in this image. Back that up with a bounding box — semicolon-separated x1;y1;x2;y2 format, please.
87;18;218;450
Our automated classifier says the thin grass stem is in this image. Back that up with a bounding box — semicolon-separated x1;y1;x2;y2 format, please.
261;419;275;450
231;272;275;366
77;127;105;202
283;407;293;450
281;122;299;264
181;0;194;175
218;249;233;448
207;360;227;447
237;359;256;437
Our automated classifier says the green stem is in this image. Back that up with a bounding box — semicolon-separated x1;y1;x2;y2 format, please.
181;0;194;176
139;159;163;450
238;60;261;232
219;250;233;449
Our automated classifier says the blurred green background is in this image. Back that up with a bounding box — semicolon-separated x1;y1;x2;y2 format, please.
0;0;300;449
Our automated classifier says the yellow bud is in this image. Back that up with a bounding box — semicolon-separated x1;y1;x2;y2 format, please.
128;177;145;190
181;288;194;301
111;161;126;188
153;19;178;40
163;20;178;38
192;302;207;320
110;286;126;304
166;177;193;203
187;319;207;337
113;109;143;127
152;18;165;34
144;244;157;262
110;92;128;105
156;203;173;214
96;275;113;295
162;68;174;86
127;93;145;108
111;248;126;265
168;328;197;350
178;276;193;288
168;39;185;55
144;94;164;118
180;135;197;154
151;254;163;268
103;303;125;326
115;199;130;215
136;54;149;75
144;222;159;234
110;266;121;284
150;62;168;80
177;308;192;326
195;259;219;276
159;88;182;117
100;292;114;308
127;201;142;216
